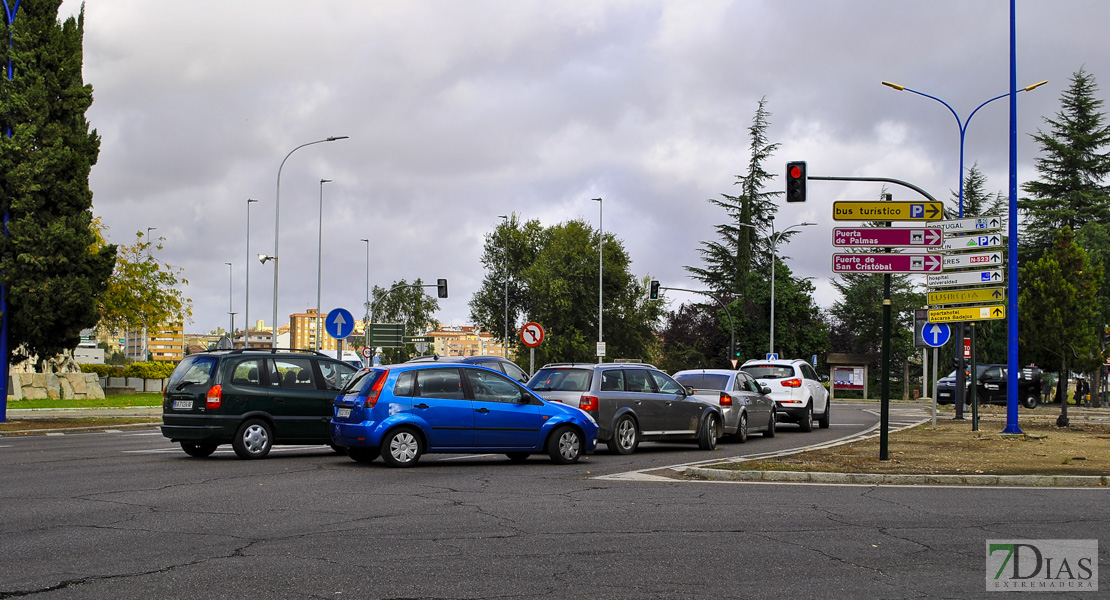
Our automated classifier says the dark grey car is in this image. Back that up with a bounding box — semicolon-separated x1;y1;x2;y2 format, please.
526;363;721;454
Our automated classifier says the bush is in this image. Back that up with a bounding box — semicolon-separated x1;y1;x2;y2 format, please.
79;363;124;377
123;361;176;379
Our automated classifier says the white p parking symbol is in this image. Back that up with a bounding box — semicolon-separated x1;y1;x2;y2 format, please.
910;204;923;218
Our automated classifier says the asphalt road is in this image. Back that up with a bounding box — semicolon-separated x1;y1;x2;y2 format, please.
0;402;1104;599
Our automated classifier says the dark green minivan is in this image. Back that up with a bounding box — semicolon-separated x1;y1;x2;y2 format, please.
161;349;360;459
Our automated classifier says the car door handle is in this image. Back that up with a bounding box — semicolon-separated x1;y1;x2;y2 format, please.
414;403;429;409
475;407;490;414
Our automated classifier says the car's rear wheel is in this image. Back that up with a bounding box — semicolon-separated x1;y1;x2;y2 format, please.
232;419;273;459
381;427;422;467
763;410;776;438
735;413;748;443
506;452;530;463
548;427;583;464
180;441;217;458
799;403;813;432
347;447;380;464
818;399;831;429
606;415;639;455
698;413;718;450
1022;394;1039;409
329;444;347;455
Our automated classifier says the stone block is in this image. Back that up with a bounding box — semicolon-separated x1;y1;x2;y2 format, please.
59;377;75;399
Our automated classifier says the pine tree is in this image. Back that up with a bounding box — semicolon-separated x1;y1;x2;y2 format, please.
1020;68;1110;259
687;97;782;296
0;1;116;366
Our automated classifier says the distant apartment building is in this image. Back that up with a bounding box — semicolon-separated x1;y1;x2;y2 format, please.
288;309;340;351
426;325;510;358
127;322;184;363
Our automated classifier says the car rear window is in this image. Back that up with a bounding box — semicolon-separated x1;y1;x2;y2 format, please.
674;373;730;390
741;365;795;379
342;368;387;395
528;368;592;392
167;355;218;389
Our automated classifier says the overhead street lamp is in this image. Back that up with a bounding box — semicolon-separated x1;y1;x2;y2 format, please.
592;198;603;360
498;214;509;358
245;198;258;347
271;136;349;349
882;79;1045;432
739;220;815;357
360;238;370;354
881;80;1046;217
315;178;332;351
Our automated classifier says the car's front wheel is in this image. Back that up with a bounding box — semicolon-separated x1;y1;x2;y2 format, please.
347;447;380;464
606;415;639;455
506;452;530;463
1022;394;1039;409
698;413;718;450
180;441;217;458
381;428;422;467
763;410;776;438
548;427;583;464
232;419;273;459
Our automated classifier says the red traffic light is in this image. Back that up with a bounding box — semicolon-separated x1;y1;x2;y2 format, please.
789;165;802;179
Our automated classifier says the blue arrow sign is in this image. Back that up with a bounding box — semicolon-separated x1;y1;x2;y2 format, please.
325;308;355;339
922;323;952;348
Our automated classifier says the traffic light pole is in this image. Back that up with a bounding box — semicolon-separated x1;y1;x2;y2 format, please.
656;286;735;366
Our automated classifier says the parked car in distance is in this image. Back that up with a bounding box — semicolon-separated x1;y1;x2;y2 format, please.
673;369;776;442
935;364;1042;409
740;359;830;432
406;354;530;383
331;362;597;467
161;348;360;459
526;363;721;454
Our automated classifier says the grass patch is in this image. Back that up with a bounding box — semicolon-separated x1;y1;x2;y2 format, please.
0;416;161;434
8;393;163;409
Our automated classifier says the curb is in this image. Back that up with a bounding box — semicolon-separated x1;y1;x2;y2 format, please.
682;466;1109;487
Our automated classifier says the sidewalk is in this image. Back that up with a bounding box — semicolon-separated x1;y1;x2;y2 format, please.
6;406;161;419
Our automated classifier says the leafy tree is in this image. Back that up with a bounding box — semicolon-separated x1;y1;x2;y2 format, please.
94;223;191;335
687;97;784;297
657;302;727;373
470;218;664;367
366;278;440;363
1018;227;1103;425
1020;68;1110;260
0;1;116;367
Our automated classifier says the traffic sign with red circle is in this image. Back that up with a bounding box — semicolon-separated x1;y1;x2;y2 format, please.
520;322;544;348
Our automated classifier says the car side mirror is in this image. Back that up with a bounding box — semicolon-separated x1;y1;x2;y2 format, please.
820;375;830;383
684;385;696;396
761;385;772;395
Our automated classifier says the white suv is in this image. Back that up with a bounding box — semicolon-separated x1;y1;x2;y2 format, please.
740;359;830;432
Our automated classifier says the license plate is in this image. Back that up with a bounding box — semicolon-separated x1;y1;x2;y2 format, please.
173;399;193;410
337;408;351;419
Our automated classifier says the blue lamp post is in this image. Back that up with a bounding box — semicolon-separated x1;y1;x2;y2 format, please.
1;1;23;422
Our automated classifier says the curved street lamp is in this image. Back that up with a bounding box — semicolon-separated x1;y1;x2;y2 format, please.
271;136;348;348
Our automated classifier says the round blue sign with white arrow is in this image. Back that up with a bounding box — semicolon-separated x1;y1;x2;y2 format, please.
325;308;355;339
922;322;952;348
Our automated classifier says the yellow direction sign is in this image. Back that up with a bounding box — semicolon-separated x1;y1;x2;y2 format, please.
928;287;1005;306
927;305;1005;323
833;201;943;221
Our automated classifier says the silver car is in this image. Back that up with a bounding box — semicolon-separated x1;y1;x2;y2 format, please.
673;369;776;442
527;363;721;455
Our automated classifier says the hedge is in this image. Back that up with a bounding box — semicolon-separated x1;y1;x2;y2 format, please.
79;362;175;379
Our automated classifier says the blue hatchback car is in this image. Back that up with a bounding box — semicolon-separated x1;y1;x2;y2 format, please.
331;363;598;467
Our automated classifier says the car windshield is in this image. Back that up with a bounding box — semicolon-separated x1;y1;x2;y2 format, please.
674;373;730;390
741;365;794;380
528;368;591;392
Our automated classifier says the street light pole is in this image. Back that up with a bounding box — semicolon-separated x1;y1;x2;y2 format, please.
882;79;1045;429
226;262;234;337
315;178;332;351
272;136;349;349
245;198;258;347
360;238;370;354
498;214;509;358
592;198;603;360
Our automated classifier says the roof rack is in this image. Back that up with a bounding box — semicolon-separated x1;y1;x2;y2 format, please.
539;362;658;369
216;347;328;357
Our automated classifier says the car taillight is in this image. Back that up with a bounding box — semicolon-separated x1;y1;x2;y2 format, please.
719;392;733;406
364;369;389;408
781;378;802;388
206;384;222;409
579;395;599;411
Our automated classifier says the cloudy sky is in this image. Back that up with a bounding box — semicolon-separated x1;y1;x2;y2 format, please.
53;0;1110;336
